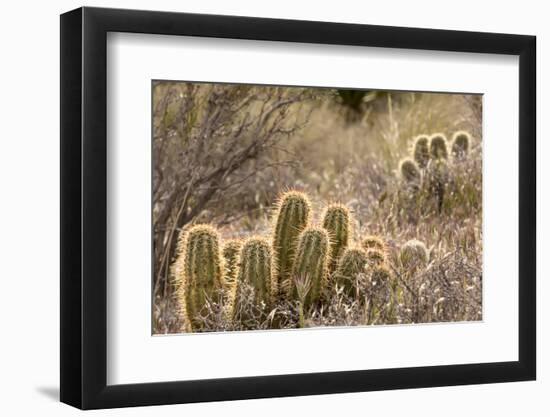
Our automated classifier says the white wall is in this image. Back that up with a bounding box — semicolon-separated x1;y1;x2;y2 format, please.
0;0;545;415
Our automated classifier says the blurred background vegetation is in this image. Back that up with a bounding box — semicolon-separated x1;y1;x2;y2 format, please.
152;81;482;333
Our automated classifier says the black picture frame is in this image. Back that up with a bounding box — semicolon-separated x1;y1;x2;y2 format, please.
60;6;536;410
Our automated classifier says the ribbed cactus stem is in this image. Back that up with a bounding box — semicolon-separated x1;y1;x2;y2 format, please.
451;131;471;160
399;158;421;185
430;133;449;160
321;203;352;272
413;135;430;168
173;224;223;332
335;247;369;296
234;237;273;310
272;191;311;298
290;227;329;310
427;158;449;213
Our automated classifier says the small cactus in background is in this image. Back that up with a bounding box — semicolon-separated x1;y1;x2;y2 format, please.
173;224;224;332
430;134;449;160
413;135;430;168
233;237;273;317
362;235;387;253
366;248;386;266
427;158;449;212
451;131;471;160
321;203;352;272
371;264;392;283
400;239;429;270
399;158;422;186
222;239;242;287
290;227;329;310
335;247;369;296
272;191;311;298
368;264;394;321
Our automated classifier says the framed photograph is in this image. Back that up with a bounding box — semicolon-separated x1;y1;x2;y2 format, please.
60;6;536;409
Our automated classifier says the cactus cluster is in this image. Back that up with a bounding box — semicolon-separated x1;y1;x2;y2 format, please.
171;191;430;332
397;131;472;213
400;131;471;185
335;235;392;301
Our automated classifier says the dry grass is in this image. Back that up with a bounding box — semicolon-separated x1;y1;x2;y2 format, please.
152;86;482;334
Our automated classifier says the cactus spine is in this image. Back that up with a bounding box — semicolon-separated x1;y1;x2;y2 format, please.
413;135;430;168
335;247;369;296
321;203;352;272
290;227;329;309
430;134;449;160
234;237;273;310
451;131;471;160
272;191;311;298
173;224;224;332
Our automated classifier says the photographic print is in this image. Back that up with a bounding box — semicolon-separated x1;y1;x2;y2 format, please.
152;81;482;334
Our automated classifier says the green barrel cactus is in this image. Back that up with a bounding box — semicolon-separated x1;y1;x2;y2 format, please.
173;224;224;332
399;158;422;185
290;227;329;310
399;239;429;270
335;247;369;296
321;203;352;272
235;237;273;306
451;131;471;160
430;134;449;160
272;191;311;298
412;135;430;168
